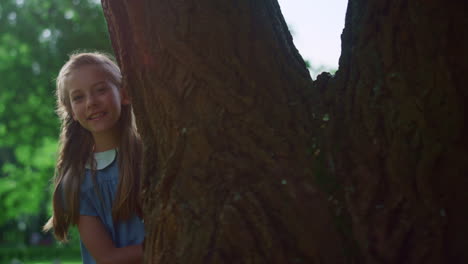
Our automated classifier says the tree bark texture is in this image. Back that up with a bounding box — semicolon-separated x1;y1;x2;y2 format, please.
311;0;468;263
102;0;468;263
102;0;343;263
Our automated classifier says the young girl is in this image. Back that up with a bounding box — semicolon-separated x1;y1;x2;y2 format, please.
43;52;145;264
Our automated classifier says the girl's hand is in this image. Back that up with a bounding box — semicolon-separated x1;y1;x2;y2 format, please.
78;215;143;264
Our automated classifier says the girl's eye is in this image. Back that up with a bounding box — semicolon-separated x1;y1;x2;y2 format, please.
72;95;83;102
97;87;107;93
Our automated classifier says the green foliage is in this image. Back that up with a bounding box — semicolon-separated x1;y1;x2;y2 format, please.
0;0;113;149
0;138;56;224
0;0;113;246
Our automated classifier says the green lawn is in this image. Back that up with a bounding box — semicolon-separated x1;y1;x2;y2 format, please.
1;246;81;264
28;262;81;264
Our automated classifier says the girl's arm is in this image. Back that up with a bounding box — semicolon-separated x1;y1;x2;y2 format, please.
78;215;143;264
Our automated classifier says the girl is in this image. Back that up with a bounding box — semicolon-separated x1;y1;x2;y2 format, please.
43;52;145;264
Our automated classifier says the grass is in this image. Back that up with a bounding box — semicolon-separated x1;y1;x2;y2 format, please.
5;259;81;264
1;245;81;264
4;258;81;264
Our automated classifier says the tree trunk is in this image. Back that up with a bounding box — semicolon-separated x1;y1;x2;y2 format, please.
101;0;468;263
312;0;468;263
102;0;343;263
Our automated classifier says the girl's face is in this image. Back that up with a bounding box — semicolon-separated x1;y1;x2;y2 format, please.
67;64;129;141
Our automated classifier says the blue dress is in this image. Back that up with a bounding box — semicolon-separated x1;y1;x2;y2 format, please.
79;149;145;264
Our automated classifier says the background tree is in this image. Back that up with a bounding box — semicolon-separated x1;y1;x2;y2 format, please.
102;0;467;263
314;1;468;262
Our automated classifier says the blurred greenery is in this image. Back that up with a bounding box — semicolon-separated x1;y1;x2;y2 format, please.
0;243;80;263
0;0;112;262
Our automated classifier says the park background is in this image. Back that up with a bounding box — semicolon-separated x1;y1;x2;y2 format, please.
0;0;345;263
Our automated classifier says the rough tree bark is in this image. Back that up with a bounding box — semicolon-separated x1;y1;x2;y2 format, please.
314;1;468;263
101;0;468;263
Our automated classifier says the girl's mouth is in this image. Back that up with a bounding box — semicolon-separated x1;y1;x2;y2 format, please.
88;112;106;120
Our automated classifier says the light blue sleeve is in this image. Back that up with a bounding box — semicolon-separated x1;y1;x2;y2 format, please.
79;192;98;216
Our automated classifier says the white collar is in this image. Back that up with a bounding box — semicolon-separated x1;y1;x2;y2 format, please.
85;148;117;170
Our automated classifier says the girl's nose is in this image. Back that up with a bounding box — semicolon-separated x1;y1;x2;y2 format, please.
86;94;98;108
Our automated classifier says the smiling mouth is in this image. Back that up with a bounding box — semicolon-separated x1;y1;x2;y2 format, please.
87;112;106;120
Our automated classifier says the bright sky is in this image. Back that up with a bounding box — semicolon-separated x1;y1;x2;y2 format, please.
277;0;348;71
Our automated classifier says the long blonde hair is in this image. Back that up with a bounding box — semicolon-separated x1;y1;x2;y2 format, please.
43;52;142;241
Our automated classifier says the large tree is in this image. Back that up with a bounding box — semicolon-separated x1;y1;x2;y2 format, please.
101;0;467;263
